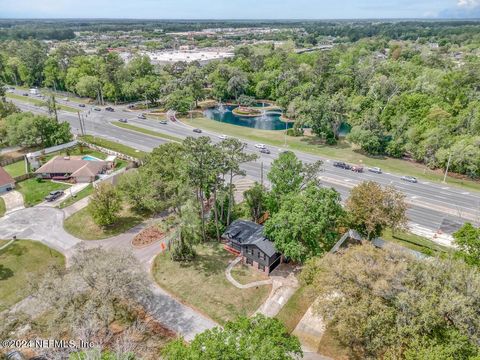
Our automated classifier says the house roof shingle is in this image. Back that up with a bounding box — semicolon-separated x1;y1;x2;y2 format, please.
0;166;15;187
35;156;107;178
222;220;279;257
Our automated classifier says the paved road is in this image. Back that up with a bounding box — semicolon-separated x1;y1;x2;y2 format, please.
9;91;480;240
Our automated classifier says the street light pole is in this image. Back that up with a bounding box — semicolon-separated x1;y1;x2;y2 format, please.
443;152;452;184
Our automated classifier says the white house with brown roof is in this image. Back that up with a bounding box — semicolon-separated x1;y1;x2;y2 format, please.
0;166;15;193
35;156;108;183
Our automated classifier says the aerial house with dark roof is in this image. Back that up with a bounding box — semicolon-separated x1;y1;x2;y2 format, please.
222;219;282;275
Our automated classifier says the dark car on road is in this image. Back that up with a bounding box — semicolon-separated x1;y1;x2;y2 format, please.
94;107;101;111
22;93;29;96
45;190;64;202
119;118;128;123
137;114;146;119
193;128;202;133
333;161;351;169
159;120;168;125
105;107;114;112
78;104;86;108
260;148;271;154
401;175;418;183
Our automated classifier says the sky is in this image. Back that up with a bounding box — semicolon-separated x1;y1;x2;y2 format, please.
0;0;479;19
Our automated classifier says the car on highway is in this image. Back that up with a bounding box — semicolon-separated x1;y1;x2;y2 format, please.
78;104;86;108
351;165;364;173
259;148;271;154
63;97;69;101
333;161;351;170
119;118;128;123
159;120;168;125
93;107;101;111
368;167;382;174
105;107;114;112
127;104;135;109
45;190;64;202
401;175;418;183
22;93;29;96
193;128;202;133
137;114;146;119
255;143;267;149
219;134;228;140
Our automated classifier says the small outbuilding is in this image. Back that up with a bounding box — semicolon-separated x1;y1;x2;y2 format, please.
222;219;282;275
0;166;15;194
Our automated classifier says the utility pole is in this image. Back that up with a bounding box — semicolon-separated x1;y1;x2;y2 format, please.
443;152;452;184
77;112;85;136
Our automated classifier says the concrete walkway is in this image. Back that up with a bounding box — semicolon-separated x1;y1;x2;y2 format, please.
225;258;299;318
225;257;273;289
1;190;25;214
63;196;90;218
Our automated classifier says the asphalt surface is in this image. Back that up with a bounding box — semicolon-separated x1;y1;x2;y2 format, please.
8;90;480;238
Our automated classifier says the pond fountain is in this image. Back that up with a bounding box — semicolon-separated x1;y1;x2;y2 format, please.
204;102;293;131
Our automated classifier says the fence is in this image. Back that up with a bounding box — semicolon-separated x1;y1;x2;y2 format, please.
78;140;142;164
14;173;33;182
0;155;24;167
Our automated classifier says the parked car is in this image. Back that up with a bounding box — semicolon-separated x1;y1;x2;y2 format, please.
368;167;382;174
93;107;101;111
119;118;128;123
254;143;266;149
193;128;202;133
45;190;64;202
105;107;114;112
401;175;418;183
260;148;271;154
137;114;146;119
333;161;351;169
78;104;86;108
159;120;168;125
22;93;29;96
351;165;364;173
219;134;228;140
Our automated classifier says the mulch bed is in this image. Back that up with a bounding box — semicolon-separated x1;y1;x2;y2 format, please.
132;226;166;248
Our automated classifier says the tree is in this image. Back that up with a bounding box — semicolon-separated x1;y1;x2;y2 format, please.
244;182;267;223
162;315;302;360
169;199;202;262
267;151;323;213
181;65;205;107
303;244;480;359
218;138;258;226
264;184;344;262
88;183;122;226
454;223;480;266
346;181;408;239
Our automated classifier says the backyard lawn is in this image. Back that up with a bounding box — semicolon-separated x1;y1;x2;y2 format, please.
58;184;93;209
152;242;271;324
0;240;65;312
230;261;269;285
17;178;70;207
63;205;145;240
182;117;480;192
382;229;453;256
0;198;5;217
3;160;27;178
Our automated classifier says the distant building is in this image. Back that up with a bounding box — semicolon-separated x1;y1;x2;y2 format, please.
143;49;234;65
0;167;15;194
222;220;282;275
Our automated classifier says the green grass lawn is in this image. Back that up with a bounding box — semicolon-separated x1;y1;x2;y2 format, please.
182;117;480;192
152;242;272;324
3;160;27;178
112;122;182;142
58;184;93;209
80;135;148;159
0;240;65;312
382;229;453;256
16;178;70;207
230;262;269;285
276;285;316;333
0;197;5;217
63;205;145;240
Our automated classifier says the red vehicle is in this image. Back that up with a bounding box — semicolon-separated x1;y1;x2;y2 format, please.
352;165;364;173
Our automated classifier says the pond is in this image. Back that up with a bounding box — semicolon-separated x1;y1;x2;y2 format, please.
204;105;293;131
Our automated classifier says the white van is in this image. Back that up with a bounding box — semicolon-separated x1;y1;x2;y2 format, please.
29;88;39;95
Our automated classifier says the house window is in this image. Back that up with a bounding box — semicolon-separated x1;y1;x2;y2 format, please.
262;253;266;261
246;258;253;265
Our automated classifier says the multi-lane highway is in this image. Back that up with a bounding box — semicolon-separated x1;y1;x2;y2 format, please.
7;90;480;245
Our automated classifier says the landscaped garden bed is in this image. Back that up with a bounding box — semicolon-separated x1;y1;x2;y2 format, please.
132;224;167;248
152;242;271;324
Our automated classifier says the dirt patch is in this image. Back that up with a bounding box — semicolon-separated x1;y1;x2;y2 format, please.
132;225;166;248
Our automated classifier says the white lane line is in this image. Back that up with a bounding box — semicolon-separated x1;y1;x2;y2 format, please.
441;187;449;190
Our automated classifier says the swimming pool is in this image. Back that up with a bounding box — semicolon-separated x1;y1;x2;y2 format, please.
82;155;102;161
